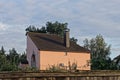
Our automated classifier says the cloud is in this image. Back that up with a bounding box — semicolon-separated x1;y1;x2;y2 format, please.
55;0;120;46
0;24;26;53
0;22;9;31
0;0;120;57
1;0;120;32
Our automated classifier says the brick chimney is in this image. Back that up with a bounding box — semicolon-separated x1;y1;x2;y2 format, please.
64;28;70;48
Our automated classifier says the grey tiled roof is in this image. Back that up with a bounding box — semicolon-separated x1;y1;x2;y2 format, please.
27;32;90;53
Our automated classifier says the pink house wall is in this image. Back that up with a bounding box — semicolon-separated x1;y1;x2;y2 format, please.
40;51;90;70
26;36;40;69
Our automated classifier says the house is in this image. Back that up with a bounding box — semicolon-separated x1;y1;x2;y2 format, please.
26;30;90;70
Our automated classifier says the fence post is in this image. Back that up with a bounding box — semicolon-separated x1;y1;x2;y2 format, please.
65;77;70;80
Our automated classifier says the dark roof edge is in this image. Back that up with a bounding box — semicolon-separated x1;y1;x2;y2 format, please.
39;49;90;54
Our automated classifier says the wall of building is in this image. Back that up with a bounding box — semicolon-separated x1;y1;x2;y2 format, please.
26;35;40;69
40;51;90;70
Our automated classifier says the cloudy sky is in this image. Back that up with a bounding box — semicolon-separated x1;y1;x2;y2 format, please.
0;0;120;59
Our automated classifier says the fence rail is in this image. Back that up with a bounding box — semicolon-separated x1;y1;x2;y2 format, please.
0;70;120;80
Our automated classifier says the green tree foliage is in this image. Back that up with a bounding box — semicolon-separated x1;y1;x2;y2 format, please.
25;25;37;32
113;55;120;69
26;25;47;33
0;46;37;71
0;46;28;71
0;54;6;70
70;37;78;43
46;21;68;37
26;21;67;37
0;46;6;70
84;35;111;59
7;48;19;65
0;46;5;55
26;21;78;43
83;35;117;70
19;52;28;64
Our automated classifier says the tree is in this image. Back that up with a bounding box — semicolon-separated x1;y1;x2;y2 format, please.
0;54;7;70
26;21;77;44
70;37;78;43
83;34;112;70
83;35;111;59
0;46;7;70
0;46;5;55
25;25;37;32
7;48;19;65
113;55;120;69
25;21;78;43
38;26;47;33
0;46;29;71
26;21;68;37
19;52;28;64
46;21;68;37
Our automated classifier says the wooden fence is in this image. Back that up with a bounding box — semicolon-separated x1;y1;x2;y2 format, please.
0;70;120;80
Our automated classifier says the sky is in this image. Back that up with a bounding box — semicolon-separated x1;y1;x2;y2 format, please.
0;0;120;59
